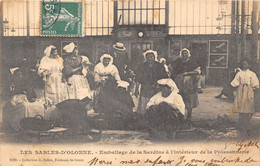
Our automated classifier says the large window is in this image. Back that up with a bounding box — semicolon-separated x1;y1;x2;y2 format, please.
117;0;166;25
169;0;232;35
2;0;114;36
85;0;114;36
1;0;258;36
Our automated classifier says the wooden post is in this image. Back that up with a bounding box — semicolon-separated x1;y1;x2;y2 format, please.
231;0;236;35
26;0;30;37
235;0;240;63
165;0;169;33
241;0;246;59
251;0;259;60
113;1;118;28
0;1;3;89
229;0;237;70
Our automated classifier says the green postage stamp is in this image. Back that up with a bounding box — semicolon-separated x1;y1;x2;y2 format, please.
41;1;83;37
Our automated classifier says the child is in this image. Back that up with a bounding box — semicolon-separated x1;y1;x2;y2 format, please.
230;59;259;137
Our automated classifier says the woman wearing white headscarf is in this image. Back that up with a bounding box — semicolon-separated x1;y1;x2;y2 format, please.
38;45;68;106
145;78;184;139
135;50;168;115
170;48;201;121
62;42;93;100
94;54;121;83
146;78;185;115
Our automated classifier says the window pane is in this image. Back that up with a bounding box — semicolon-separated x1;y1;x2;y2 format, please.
136;10;141;24
160;10;165;24
130;10;135;24
123;0;129;9
154;10;159;24
147;10;153;24
141;0;146;9
154;0;159;8
118;1;122;9
142;9;147;24
160;0;165;8
86;1;92;28
147;0;153;9
123;10;129;25
92;2;97;28
130;0;135;9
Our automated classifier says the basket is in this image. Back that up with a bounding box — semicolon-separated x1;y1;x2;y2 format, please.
20;115;54;131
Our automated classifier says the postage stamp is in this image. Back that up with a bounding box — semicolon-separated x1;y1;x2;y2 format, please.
41;1;83;37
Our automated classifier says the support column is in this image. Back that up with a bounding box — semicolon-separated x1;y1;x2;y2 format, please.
235;0;240;63
241;0;246;59
165;0;169;34
113;1;118;29
0;1;3;88
26;0;30;37
229;0;237;71
251;0;259;60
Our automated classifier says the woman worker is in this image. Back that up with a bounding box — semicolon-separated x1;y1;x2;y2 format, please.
171;48;201;121
38;45;68;107
230;58;259;137
145;78;185;139
135;50;168;115
93;54;121;114
93;53;121;84
63;42;93;100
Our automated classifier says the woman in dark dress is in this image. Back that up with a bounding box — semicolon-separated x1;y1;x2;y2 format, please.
135;50;168;115
171;48;201;121
63;42;93;100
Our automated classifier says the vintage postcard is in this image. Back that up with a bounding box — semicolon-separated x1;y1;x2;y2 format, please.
0;0;259;166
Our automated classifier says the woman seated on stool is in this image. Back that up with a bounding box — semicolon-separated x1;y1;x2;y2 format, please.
145;78;185;140
2;68;45;133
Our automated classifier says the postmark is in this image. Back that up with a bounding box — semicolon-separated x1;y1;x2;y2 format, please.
41;1;83;37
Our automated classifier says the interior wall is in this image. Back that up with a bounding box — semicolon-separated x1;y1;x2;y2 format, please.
1;34;257;87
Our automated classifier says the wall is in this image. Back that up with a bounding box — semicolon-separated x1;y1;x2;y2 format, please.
1;34;258;88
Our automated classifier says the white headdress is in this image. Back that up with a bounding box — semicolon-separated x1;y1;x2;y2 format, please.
10;67;20;75
157;78;179;93
143;50;158;62
81;56;91;65
63;42;76;53
44;45;56;57
180;48;191;58
100;54;113;66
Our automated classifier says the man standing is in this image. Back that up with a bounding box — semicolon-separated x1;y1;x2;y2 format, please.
111;42;133;82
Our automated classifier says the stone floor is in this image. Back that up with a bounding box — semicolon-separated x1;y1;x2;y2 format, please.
1;86;259;144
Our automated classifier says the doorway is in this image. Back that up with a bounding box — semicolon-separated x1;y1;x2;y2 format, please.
130;42;152;72
191;43;208;75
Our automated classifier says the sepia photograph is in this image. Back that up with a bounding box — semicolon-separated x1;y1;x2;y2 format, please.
0;0;259;165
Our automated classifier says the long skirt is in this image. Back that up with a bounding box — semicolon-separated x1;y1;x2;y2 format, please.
175;75;199;110
2;95;45;132
145;102;182;139
232;84;255;114
137;96;150;115
45;73;68;106
68;75;93;100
